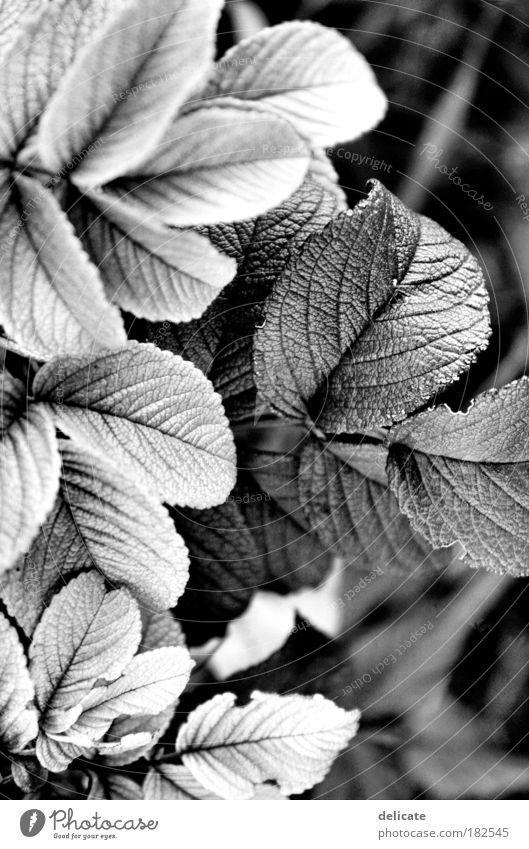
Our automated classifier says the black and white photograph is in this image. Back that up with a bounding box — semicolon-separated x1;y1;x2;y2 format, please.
1;0;529;838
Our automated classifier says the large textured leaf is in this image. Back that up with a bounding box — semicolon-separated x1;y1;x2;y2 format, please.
32;342;236;507
1;443;190;633
0;371;60;573
71;195;236;322
203;21;386;147
0;175;126;359
299;439;451;572
254;180;490;430
0;612;38;751
388;379;529;576
176;690;360;799
0;0;122;156
29;572;141;734
140;178;343;422
104;100;310;227
38;0;222;184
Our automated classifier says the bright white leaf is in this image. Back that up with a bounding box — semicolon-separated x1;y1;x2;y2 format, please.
176;690;360;799
0;371;60;574
0;175;126;359
73;195;236;322
203;21;387;147
0;611;38;752
105;100;309;226
38;0;223;184
32;342;236;507
29;572;141;734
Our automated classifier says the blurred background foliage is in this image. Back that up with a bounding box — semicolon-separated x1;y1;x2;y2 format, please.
211;0;529;799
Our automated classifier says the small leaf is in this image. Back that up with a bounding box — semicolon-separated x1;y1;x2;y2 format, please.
0;0;121;156
254;180;490;430
101;710;173;767
29;572;141;734
176;690;360;799
203;21;387;146
0;175;126;359
388;379;529;576
0;611;38;751
32;342;236;507
104;100;309;227
173;501;267;627
38;0;223;184
174;452;331;637
0;371;60;573
71;196;236;323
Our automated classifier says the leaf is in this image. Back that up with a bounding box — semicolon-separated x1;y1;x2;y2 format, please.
99;614;189;765
203;21;387;147
10;756;47;794
0;371;60;573
88;772;143;800
63;646;193;745
103;99;310;227
1;444;189;633
144;764;220;800
176;690;360;799
298;439;451;572
32;342;236;507
0;174;126;359
387;379;529;576
254;180;490;430
0;611;38;751
174;451;331;638
0;0;122;156
38;0;223;185
403;694;529;800
138;178;342;420
29;572;141;735
71;195;236;322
